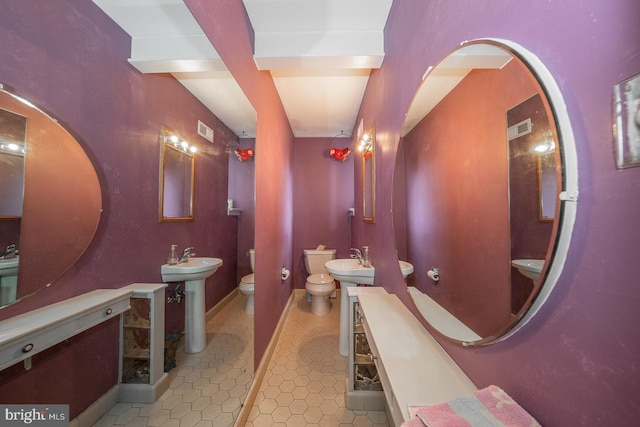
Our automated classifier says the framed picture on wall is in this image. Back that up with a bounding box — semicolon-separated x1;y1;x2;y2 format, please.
613;72;640;169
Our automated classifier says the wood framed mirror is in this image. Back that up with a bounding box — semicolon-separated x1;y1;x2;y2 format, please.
361;126;375;223
159;127;195;222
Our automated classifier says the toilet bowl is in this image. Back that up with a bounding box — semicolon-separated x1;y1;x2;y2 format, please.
304;249;336;316
238;249;255;314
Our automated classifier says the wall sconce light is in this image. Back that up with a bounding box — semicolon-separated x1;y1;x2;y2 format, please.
165;133;197;153
359;133;373;160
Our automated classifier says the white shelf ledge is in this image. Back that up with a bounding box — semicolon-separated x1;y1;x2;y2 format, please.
358;293;477;424
0;289;133;371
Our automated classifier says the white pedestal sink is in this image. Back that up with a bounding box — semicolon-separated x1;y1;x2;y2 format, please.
511;259;544;281
325;259;374;356
161;257;223;353
325;258;415;356
0;256;19;306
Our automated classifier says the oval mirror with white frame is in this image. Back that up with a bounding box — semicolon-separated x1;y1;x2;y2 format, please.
393;39;578;346
0;84;102;309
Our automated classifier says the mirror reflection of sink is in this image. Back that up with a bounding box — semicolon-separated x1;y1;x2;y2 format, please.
0;256;19;277
511;259;544;281
325;258;375;285
399;260;414;278
161;257;223;353
0;256;19;306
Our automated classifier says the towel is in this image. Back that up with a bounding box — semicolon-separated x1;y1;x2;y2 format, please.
404;385;540;427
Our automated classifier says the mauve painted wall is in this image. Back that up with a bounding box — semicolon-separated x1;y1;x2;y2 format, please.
184;0;296;367
292;138;355;288
0;0;239;417
354;0;640;425
228;137;256;280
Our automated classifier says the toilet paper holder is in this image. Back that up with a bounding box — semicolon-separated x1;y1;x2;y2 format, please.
427;267;440;282
281;266;290;281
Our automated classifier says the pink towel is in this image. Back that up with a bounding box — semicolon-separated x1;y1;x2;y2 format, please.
415;385;541;427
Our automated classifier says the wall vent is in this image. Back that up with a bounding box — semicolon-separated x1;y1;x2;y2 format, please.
198;120;214;143
507;118;533;141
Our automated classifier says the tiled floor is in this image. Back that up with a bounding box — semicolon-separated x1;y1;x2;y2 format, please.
245;291;388;427
94;293;254;426
95;289;388;426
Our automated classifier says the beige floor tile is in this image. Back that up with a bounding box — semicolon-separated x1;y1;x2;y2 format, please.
95;290;388;427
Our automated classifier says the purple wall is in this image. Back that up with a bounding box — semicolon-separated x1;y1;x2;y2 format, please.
228;137;256;281
2;0;639;425
354;0;640;425
292;138;355;288
0;0;239;416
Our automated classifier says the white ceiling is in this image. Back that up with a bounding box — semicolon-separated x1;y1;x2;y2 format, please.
91;0;393;138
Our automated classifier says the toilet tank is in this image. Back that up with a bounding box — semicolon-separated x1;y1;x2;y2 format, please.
303;249;336;275
249;249;255;272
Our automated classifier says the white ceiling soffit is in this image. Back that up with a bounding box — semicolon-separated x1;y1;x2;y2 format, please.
243;0;392;137
92;0;393;138
402;44;513;136
91;0;257;137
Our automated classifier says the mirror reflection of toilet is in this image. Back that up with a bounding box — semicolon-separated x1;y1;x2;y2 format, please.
304;248;336;316
238;249;255;314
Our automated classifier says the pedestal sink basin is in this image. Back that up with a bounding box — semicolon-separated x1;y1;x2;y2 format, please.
0;256;19;277
399;260;414;278
326;258;414;356
161;257;223;353
325;258;375;285
0;256;19;306
511;259;544;281
325;259;372;356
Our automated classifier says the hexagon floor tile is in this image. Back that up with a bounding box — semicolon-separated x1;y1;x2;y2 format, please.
93;290;388;426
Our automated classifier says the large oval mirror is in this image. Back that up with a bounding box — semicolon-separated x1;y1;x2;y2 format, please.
393;39;578;345
0;85;101;309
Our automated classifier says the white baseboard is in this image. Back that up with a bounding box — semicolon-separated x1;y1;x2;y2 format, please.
70;384;120;427
234;289;299;426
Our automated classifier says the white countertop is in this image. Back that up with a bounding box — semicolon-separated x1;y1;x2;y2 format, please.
358;293;477;422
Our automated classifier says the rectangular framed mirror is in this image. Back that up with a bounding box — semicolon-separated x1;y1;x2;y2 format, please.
537;152;557;222
361;126;375;223
0;107;26;219
159;127;195;222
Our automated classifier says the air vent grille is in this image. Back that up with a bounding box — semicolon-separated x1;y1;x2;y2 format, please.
198;120;214;143
507;118;533;141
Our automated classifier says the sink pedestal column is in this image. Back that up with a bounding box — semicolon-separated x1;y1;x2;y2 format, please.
184;279;206;353
339;282;357;357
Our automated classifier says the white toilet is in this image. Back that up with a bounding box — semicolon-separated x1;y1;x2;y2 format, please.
304;249;337;316
238;249;255;315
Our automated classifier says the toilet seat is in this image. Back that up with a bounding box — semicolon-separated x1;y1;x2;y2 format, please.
305;273;336;297
306;273;334;286
239;273;254;292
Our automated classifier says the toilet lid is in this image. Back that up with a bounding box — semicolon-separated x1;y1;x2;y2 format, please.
307;273;334;285
240;273;255;285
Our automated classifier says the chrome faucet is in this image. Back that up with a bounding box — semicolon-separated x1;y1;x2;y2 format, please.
1;244;18;259
351;246;372;267
179;247;195;263
350;248;364;264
